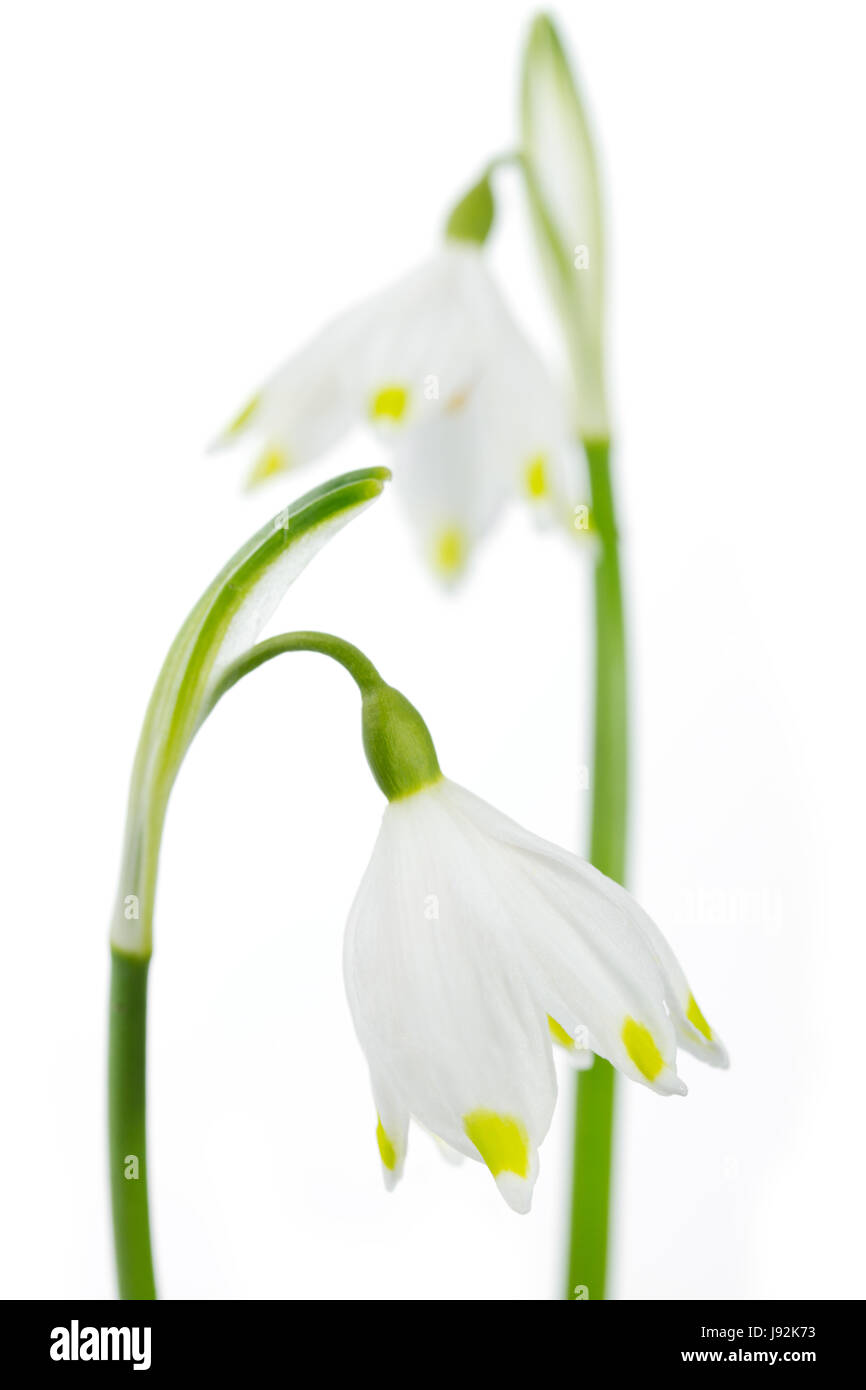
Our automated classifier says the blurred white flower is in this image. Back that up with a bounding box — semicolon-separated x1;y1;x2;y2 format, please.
344;776;727;1214
215;243;579;580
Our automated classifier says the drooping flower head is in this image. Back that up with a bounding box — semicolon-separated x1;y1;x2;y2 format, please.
344;677;727;1213
214;237;579;581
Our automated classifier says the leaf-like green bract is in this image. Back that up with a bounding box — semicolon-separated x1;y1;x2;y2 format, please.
111;466;389;958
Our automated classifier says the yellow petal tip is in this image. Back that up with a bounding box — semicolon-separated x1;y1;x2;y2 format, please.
686;992;713;1041
376;1117;397;1172
548;1015;574;1048
525;454;549;499
463;1109;529;1179
622;1017;664;1082
369;384;410;423
431;524;468;579
224;392;262;438
246;445;290;487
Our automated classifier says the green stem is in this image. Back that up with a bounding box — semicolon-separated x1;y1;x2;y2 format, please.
108;950;156;1300
200;630;381;720
566;436;628;1301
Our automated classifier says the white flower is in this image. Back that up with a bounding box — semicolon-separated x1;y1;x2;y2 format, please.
344;777;726;1214
216;243;579;579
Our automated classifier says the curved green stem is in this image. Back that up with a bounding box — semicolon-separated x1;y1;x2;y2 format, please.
201;630;382;721
205;631;440;802
566;436;628;1301
109;951;156;1300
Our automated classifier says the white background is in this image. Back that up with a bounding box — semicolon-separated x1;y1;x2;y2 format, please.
2;0;864;1300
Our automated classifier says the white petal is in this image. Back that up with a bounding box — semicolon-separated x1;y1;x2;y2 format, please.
477;338;580;517
343;783;557;1212
222;246;498;475
602;887;729;1067
221;310;367;471
369;1069;409;1192
389;382;509;580
356;247;493;421
388;291;577;575
438;780;696;1095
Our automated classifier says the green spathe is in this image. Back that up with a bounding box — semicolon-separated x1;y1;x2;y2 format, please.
520;13;608;440
111;467;389;963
